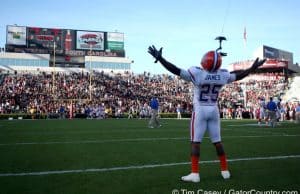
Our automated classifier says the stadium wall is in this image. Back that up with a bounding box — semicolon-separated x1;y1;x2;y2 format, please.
0;52;132;73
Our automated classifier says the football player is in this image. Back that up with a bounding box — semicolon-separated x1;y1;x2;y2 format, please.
258;97;267;125
148;45;266;183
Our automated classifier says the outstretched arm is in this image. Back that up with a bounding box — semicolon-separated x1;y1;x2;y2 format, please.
148;45;181;76
233;58;266;81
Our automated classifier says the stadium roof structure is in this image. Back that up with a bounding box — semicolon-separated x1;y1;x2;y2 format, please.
229;45;300;74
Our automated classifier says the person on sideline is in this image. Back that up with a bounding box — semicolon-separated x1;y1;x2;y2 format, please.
266;97;277;127
177;104;182;119
148;96;161;128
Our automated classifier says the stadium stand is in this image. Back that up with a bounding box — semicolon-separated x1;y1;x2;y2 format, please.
0;71;191;117
1;69;298;120
0;74;6;85
1;25;298;119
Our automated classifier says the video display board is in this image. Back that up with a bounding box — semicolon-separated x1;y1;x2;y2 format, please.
5;25;126;67
263;45;293;65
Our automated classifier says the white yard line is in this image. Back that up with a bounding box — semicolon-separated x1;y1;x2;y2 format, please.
0;137;187;146
0;134;299;146
0;154;299;177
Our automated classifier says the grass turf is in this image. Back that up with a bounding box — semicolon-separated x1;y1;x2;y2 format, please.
0;119;299;194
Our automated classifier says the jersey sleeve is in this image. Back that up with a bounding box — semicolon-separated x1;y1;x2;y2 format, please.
220;69;236;83
228;73;236;83
179;68;193;82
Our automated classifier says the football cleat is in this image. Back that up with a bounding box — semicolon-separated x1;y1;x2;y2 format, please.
201;51;222;72
221;170;231;179
181;173;200;183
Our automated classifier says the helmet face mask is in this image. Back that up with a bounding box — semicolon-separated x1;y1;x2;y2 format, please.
201;51;222;72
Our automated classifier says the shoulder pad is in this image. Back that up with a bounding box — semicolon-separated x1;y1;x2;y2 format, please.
220;69;228;72
189;66;202;71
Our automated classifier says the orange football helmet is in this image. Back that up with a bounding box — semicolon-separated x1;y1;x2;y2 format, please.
201;51;222;72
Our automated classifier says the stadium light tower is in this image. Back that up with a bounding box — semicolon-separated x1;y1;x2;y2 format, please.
52;41;56;97
89;44;93;101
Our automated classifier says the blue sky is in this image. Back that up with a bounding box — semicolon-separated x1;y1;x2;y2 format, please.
0;0;299;74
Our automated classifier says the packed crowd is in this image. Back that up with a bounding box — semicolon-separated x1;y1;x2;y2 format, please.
0;71;192;117
0;70;297;120
219;73;287;113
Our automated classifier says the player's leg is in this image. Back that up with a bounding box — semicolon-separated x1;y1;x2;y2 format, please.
181;142;201;183
296;112;300;123
148;110;154;128
213;142;230;179
265;111;269;126
181;110;206;183
271;111;276;127
207;107;230;179
258;109;262;124
154;110;161;127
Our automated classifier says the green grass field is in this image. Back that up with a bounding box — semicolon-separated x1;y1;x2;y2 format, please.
0;118;299;194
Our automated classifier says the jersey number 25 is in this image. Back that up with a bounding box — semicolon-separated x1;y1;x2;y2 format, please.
199;84;222;102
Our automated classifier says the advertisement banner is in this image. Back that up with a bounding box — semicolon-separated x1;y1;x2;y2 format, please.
63;29;75;52
107;32;124;51
107;41;124;51
6;25;26;45
107;32;124;42
76;31;104;50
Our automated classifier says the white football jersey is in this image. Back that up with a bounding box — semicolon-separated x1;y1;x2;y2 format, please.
259;100;266;110
180;66;236;106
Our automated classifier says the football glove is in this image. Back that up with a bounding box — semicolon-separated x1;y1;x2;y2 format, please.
148;45;163;63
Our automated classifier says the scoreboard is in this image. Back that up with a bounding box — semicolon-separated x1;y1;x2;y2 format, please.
6;25;125;67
